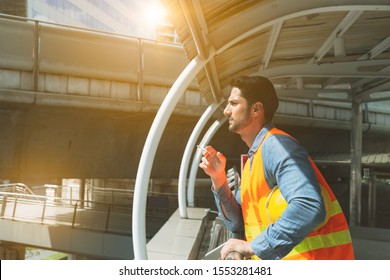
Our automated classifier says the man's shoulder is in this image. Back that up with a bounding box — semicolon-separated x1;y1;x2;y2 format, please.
262;131;302;153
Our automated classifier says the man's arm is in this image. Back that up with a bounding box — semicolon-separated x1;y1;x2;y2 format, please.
250;134;326;259
199;146;245;237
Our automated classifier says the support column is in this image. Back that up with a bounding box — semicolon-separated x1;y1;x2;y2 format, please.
79;179;85;209
350;100;363;226
368;174;377;227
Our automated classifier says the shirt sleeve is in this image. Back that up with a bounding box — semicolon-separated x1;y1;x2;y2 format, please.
212;182;244;235
250;134;326;260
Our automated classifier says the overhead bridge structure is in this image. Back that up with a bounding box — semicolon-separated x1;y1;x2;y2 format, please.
1;0;390;260
134;0;390;259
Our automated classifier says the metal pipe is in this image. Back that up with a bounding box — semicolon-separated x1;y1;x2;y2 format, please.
1;195;7;216
72;201;78;228
132;56;207;260
12;197;18;220
187;116;227;207
178;103;220;218
41;200;47;224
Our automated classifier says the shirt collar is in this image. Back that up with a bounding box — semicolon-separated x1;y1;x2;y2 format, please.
248;123;275;158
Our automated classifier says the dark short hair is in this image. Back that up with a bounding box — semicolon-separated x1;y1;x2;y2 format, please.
231;76;279;122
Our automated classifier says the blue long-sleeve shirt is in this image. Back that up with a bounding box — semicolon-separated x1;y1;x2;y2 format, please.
213;123;326;260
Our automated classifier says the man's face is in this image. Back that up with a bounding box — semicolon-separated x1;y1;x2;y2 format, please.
223;87;254;134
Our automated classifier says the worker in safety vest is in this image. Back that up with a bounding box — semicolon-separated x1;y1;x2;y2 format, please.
199;76;354;260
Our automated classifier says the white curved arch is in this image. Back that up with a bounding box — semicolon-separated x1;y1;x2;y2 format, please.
177;102;220;218
132;56;207;260
187;116;227;207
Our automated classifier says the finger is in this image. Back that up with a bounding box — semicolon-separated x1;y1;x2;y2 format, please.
197;145;211;156
200;156;210;165
205;146;217;156
216;152;226;163
220;242;232;260
224;251;244;260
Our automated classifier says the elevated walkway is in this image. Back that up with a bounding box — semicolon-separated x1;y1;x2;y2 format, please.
0;186;167;259
1;14;390;128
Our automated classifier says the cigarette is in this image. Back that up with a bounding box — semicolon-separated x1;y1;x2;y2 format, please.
197;144;211;155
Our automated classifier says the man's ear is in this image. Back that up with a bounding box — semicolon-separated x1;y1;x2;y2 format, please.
253;102;263;112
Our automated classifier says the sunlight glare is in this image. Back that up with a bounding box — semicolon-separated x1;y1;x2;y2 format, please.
144;1;167;26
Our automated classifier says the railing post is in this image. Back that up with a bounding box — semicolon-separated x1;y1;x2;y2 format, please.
1;195;7;216
72;201;78;228
41;199;47;224
12;197;18;220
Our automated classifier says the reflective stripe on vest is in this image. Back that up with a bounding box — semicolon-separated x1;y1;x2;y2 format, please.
245;223;352;259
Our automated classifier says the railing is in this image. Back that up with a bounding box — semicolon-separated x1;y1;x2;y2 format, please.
0;188;177;235
0;13;205;110
0;183;37;197
0;191;131;234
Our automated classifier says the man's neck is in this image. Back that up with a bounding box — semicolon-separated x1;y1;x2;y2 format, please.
240;125;263;148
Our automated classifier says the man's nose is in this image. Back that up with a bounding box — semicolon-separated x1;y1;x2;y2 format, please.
223;104;230;116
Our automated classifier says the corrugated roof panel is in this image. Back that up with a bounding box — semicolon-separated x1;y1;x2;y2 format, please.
346;10;390;52
272;12;347;60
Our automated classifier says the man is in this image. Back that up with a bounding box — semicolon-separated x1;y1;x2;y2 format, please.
199;76;354;260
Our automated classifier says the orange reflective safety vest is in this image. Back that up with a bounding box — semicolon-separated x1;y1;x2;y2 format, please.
241;128;355;260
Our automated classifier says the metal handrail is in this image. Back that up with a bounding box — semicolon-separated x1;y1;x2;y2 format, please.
0;183;37;197
0;12;180;46
0;190;176;235
0;192;131;234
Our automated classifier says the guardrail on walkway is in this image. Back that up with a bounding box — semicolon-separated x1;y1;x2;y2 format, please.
0;191;132;234
0;183;37;197
0;188;177;235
